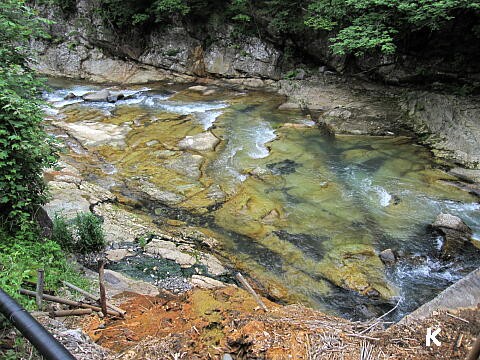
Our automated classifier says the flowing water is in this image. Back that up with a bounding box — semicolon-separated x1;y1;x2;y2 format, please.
44;79;480;320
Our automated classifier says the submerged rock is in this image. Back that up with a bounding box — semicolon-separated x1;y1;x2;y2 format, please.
164;153;204;180
431;213;475;259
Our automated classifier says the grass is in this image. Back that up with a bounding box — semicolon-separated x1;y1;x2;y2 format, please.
0;224;92;359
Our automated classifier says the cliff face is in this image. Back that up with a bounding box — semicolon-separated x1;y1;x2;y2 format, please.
31;0;283;83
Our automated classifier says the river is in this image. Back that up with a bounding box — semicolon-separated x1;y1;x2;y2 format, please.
43;79;480;321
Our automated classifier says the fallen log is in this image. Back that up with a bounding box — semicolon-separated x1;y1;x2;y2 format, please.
50;309;92;317
236;273;268;312
62;281;125;316
19;289;121;317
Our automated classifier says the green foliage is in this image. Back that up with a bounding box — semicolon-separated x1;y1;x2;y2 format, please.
0;226;90;307
305;0;480;55
74;212;105;254
284;69;300;79
52;212;105;254
0;0;58;229
51;214;74;251
153;0;190;17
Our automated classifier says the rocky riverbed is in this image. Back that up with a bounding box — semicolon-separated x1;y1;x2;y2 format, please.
42;80;480;323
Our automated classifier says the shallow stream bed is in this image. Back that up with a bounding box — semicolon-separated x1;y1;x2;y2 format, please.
44;79;480;320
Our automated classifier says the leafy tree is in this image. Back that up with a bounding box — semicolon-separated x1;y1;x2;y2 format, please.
305;0;480;56
0;0;57;230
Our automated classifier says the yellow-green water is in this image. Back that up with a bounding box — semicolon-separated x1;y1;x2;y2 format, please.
45;80;480;319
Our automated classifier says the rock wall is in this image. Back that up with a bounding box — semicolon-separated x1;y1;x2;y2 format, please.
402;92;480;169
31;1;281;83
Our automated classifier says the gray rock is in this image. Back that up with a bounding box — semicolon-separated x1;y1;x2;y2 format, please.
204;36;281;79
35;206;53;238
138;180;185;205
222;355;234;360
199;253;228;276
402;92;480;169
53;120;131;148
44;182;91;220
190;275;226;289
431;213;474;259
82;89;111;102
178;132;220;152
207;184;226;201
103;269;160;297
106;249;133;262
144;239;197;268
294;68;306;80
449;168;480;183
188;85;208;92
146;140;159;147
379;249;396;265
64;92;77;100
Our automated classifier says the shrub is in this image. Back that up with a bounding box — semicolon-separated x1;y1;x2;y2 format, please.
52;212;105;254
73;212;105;254
0;0;58;230
51;214;75;252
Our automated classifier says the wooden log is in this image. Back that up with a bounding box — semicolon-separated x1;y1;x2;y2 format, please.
62;281;125;316
36;269;44;311
235;273;268;312
98;260;108;317
19;289;121;317
50;309;92;317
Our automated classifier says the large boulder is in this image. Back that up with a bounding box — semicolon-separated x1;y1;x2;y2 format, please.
430;213;475;259
82;89;111;102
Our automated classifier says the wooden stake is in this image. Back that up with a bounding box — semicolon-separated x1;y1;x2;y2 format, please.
235;273;268;312
62;281;125;316
98;260;108;317
19;289;121;316
50;309;92;317
35;269;44;311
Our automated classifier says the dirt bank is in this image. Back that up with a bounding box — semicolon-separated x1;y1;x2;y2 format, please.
80;286;479;359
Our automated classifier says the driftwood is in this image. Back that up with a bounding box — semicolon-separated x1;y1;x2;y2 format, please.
50;309;92;317
20;289;121;317
62;281;125;316
236;273;268;312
